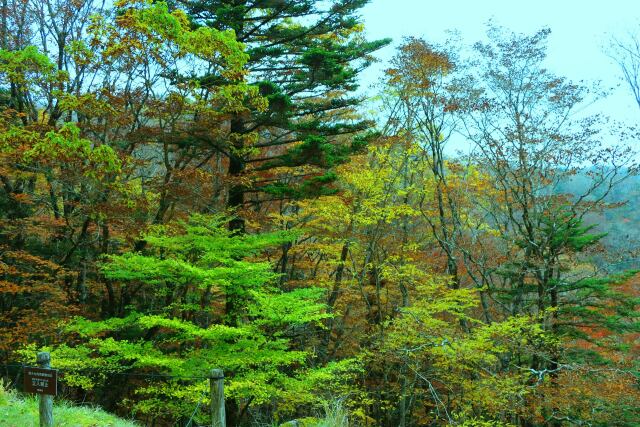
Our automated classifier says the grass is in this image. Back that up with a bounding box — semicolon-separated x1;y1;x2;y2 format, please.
0;381;139;427
315;402;349;427
278;401;350;427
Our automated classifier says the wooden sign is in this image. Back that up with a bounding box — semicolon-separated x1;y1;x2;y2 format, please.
24;367;57;396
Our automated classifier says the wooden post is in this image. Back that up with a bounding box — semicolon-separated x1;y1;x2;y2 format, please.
210;369;225;427
37;352;53;427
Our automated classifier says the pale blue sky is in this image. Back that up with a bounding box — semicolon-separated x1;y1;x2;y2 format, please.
360;0;640;125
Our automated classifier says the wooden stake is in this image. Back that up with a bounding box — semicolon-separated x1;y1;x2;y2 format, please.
210;369;225;427
37;352;53;427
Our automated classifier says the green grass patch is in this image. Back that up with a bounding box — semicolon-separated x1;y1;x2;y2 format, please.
0;381;138;427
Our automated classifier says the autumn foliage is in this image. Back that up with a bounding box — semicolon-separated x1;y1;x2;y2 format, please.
0;1;638;426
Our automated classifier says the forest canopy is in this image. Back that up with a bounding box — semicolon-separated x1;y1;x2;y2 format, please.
0;0;639;426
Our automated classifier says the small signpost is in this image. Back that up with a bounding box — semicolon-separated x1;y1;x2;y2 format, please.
24;366;58;396
23;352;56;427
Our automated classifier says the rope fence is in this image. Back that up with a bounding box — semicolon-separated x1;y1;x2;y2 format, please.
0;360;226;427
1;363;211;380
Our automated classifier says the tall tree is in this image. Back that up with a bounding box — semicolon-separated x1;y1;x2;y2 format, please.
610;29;640;112
460;25;639;425
179;0;390;231
384;38;462;284
382;37;493;313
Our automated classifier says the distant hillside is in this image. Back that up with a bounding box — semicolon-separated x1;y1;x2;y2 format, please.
557;172;640;271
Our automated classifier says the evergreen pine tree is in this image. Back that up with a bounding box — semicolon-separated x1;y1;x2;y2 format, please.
178;0;390;230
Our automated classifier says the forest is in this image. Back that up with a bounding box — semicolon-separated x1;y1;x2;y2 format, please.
0;0;639;426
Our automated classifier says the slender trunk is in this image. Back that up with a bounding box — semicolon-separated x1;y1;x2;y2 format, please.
279;241;290;285
228;117;246;233
398;365;408;427
0;0;7;50
320;240;350;362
